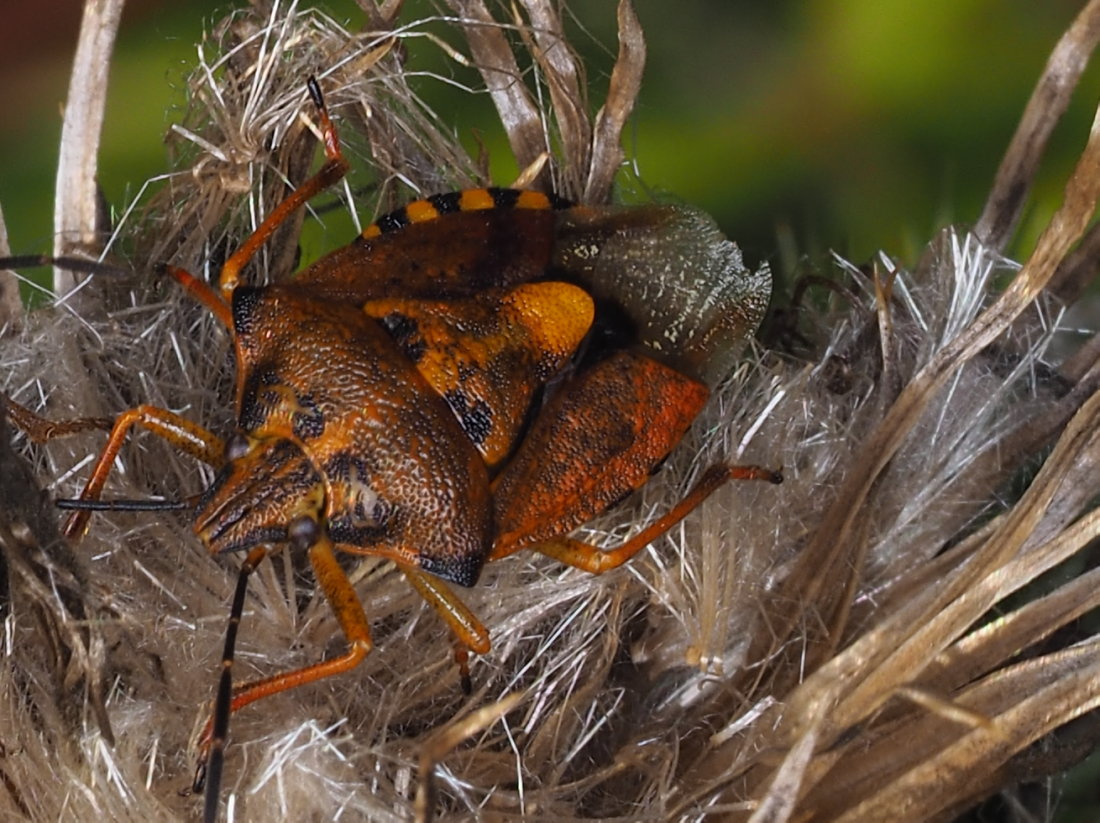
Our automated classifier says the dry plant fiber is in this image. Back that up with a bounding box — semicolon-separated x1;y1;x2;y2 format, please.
1;1;1099;822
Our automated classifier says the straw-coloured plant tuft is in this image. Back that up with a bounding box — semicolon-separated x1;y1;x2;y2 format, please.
1;1;1099;821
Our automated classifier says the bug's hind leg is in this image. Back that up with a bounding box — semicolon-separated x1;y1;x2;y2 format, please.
533;463;782;574
489;350;782;573
489;350;712;563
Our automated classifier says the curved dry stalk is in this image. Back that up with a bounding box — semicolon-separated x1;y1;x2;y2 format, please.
446;0;550;188
974;0;1100;251
1;4;1099;822
0;204;23;330
586;0;646;203
52;0;124;295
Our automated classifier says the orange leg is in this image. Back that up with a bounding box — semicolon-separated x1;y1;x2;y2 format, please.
62;405;224;539
526;464;782;574
161;264;234;331
4;394;112;442
402;566;491;693
195;535;372;805
402;566;491;655
155;79;349;335
217;77;350;300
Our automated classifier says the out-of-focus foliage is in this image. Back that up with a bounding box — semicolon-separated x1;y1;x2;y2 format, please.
0;0;1095;272
0;3;1098;821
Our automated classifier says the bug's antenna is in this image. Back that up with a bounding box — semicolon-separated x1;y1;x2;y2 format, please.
0;254;133;279
55;498;190;512
197;545;268;823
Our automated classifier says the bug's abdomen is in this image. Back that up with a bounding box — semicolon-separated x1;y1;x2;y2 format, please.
296;188;567;302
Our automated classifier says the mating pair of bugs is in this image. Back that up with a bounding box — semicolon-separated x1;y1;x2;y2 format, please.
3;78;779;821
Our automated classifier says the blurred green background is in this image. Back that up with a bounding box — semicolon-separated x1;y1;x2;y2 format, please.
0;0;1096;277
0;1;1097;819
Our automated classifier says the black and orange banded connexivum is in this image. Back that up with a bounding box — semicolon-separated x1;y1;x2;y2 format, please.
2;77;779;823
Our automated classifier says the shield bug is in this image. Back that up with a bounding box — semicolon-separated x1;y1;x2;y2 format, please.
3;77;779;822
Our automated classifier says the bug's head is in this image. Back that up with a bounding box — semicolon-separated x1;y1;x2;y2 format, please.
194;433;325;555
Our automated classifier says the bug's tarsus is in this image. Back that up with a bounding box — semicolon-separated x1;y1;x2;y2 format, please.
306;74;324;108
454;646;473;695
729;464;783;485
3;395;112;444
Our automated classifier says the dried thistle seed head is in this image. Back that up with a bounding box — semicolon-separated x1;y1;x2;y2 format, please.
2;2;1100;822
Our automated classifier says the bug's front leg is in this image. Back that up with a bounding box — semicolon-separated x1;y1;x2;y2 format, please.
3;394;113;442
215;76;349;300
60;404;224;538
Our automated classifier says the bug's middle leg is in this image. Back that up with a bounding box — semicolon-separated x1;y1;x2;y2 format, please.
402;566;490;692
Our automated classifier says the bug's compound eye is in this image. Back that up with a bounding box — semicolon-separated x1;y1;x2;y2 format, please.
225;433;251;461
288;515;320;550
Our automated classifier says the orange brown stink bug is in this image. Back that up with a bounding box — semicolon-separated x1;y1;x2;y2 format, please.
3;77;780;822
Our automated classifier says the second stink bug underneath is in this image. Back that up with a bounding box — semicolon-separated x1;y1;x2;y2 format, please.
3;77;780;822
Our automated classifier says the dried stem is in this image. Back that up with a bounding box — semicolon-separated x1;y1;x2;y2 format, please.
52;0;124;294
1;3;1099;822
974;0;1100;251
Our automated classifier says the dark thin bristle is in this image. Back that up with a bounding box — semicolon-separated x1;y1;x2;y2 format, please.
306;74;323;108
55;498;190;512
0;255;133;278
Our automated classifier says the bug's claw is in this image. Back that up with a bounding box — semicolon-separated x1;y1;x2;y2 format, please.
454;645;473;695
193;760;207;793
193;733;212;792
